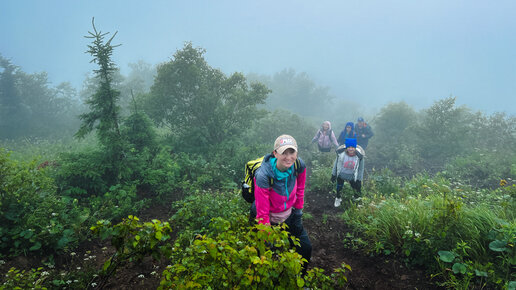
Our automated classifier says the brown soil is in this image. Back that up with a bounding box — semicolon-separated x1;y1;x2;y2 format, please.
1;191;443;289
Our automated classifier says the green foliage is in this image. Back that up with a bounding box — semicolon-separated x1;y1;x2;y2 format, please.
367;168;402;197
343;174;514;288
413;97;476;169
89;184;147;222
161;217;349;289
0;148;86;256
90;215;173;287
1;267;49;289
487;221;516;283
367;102;420;173
54;149;111;198
145;42;269;152
170;190;248;247
308;159;334;194
443;151;516;189
122;110;158;154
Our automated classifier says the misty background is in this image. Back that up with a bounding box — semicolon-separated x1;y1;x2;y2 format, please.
2;0;515;116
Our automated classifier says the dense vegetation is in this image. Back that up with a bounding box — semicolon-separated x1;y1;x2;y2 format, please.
1;22;515;289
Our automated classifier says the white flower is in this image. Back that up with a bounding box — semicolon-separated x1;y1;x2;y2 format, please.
70;252;76;256
51;212;58;216
138;274;145;279
150;271;157;276
76;267;81;270
0;260;5;265
41;271;49;276
91;282;98;287
66;280;72;284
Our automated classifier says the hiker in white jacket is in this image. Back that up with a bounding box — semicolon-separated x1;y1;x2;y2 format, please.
331;138;364;207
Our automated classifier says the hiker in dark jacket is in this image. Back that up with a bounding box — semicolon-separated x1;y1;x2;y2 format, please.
311;121;339;152
251;134;312;275
355;117;374;149
337;122;357;146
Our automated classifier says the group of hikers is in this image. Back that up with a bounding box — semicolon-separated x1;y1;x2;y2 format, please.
310;117;373;207
247;117;374;277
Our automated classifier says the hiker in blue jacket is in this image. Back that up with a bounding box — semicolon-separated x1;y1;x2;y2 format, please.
337;122;357;146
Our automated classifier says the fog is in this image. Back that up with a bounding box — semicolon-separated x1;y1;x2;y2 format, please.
2;0;515;115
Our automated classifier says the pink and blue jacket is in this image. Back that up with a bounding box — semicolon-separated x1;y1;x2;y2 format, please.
254;154;307;224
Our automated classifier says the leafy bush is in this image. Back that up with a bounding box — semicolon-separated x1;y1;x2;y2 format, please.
89;184;147;222
90;215;173;288
306;159;333;194
0;148;85;256
53;149;111;198
161;217;350;289
170;190;249;247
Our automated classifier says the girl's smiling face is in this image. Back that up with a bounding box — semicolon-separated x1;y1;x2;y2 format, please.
273;148;297;171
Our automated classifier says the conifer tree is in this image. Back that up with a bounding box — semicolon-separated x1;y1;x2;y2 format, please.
76;18;124;183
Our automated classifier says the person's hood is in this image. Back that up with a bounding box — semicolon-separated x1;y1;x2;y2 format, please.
345;122;354;131
322;121;332;130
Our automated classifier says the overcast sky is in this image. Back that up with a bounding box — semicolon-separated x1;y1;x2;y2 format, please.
2;0;515;114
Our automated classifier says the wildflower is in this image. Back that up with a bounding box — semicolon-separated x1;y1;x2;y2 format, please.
0;260;5;265
74;280;78;283
138;274;145;279
70;252;76;256
66;280;72;284
76;267;81;270
41;271;50;276
91;282;98;287
150;271;157;276
51;212;58;216
500;179;507;187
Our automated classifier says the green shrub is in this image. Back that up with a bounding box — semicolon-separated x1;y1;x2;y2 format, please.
89;184;147;222
161;217;350;289
53;149;111;198
307;159;333;194
170;190;248;247
0;148;86;256
90;215;173;288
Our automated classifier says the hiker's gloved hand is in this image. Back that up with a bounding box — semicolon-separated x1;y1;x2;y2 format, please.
331;175;336;183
